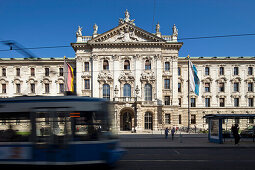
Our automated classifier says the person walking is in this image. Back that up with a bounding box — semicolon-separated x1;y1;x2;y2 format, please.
171;127;176;140
231;124;240;145
165;127;169;139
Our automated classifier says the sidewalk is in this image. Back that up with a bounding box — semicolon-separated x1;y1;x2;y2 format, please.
118;134;255;148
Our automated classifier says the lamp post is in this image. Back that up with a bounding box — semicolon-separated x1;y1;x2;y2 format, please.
134;85;140;133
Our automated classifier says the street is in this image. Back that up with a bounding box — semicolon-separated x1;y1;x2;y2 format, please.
116;148;255;170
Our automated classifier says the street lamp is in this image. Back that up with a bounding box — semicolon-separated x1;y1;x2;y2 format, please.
114;85;119;101
133;85;140;133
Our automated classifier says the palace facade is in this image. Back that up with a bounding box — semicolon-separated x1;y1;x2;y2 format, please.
1;11;255;133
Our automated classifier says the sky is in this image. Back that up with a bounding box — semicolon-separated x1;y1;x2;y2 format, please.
0;0;255;58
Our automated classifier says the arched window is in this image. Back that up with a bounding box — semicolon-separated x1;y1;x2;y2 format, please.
144;112;153;130
103;60;109;70
124;60;130;70
123;83;131;97
144;83;152;101
103;84;110;100
145;60;151;70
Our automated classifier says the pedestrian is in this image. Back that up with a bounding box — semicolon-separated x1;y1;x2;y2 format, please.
171;127;175;140
231;124;240;145
165;127;169;139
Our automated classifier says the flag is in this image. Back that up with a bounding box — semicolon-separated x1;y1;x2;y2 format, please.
189;57;200;96
64;56;74;92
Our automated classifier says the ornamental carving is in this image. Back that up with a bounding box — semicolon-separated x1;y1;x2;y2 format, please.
140;71;156;82
97;71;113;82
118;72;135;82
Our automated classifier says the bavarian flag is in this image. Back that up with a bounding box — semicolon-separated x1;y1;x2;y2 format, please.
64;56;74;92
188;55;200;96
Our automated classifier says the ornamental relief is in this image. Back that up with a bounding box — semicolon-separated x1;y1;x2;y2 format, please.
118;72;135;83
97;71;113;83
140;71;156;82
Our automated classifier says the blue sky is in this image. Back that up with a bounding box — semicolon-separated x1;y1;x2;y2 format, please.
0;0;255;58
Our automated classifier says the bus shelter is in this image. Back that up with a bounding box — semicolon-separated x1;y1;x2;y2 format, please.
203;114;255;144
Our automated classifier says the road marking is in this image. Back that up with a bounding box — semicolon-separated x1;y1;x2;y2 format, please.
174;150;180;155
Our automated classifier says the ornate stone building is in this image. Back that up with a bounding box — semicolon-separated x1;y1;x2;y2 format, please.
0;11;255;133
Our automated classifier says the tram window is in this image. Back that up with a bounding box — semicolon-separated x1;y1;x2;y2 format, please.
0;112;31;142
73;111;109;141
35;112;71;144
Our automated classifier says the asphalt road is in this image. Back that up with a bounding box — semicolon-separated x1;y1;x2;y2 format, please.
115;148;255;170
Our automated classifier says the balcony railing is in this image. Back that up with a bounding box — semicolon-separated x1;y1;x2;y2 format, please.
113;97;136;102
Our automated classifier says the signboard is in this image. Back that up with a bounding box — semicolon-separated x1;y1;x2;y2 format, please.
210;119;219;139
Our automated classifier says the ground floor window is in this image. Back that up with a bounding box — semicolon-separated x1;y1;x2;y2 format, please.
165;114;170;124
144;112;153;130
191;114;196;124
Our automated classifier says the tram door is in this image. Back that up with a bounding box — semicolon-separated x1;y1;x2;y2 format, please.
32;108;72;163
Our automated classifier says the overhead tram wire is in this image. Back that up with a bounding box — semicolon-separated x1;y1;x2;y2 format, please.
1;33;255;53
178;33;255;40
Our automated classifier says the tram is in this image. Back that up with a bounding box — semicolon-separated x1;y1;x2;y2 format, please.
0;96;125;166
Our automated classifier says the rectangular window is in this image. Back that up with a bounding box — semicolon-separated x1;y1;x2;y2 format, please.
219;67;224;75
205;83;210;92
249;118;254;124
178;67;181;76
84;79;90;89
59;68;63;76
235;118;240;124
45;68;49;76
178;83;181;92
219;83;225;92
31;68;35;76
165;114;171;124
191;98;196;107
59;83;64;93
248;98;254;107
164;79;170;89
16;68;20;76
165;62;170;71
205;98;210;107
234;98;239;107
248;83;253;92
205;67;210;75
178;98;181;107
234;67;239;75
84;62;89;72
2;68;6;77
45;83;50;93
16;84;20;93
179;115;182;124
191;114;196;124
234;83;239;92
220;98;225;107
165;96;170;105
30;83;35;93
2;84;6;93
248;67;253;75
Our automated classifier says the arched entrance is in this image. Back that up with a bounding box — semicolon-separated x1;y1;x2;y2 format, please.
120;109;135;131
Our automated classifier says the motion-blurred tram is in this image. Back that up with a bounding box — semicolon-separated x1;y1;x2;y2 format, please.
0;96;125;166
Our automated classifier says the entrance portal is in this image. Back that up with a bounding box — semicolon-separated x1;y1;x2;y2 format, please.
120;111;134;131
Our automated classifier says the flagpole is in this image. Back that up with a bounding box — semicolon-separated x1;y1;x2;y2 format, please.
187;56;190;133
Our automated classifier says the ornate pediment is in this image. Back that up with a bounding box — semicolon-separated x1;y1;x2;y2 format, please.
88;23;165;44
140;71;156;82
118;71;135;82
97;71;113;82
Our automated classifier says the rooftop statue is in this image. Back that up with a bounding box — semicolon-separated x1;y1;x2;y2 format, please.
76;26;82;37
93;24;98;34
172;24;178;37
119;9;135;25
156;22;160;33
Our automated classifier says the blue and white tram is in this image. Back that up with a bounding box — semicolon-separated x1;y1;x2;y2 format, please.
0;96;125;166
